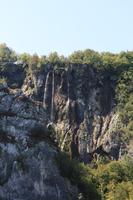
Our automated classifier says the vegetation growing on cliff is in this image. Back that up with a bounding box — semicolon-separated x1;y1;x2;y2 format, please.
0;43;133;199
57;153;133;200
0;43;17;62
57;152;101;200
0;43;132;138
0;43;132;133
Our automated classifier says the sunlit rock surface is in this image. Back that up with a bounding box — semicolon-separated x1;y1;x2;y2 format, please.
0;86;78;200
22;64;126;161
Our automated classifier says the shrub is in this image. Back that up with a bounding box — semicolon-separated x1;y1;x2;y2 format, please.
56;152;101;200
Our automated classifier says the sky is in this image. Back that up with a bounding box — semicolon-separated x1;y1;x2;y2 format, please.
0;0;133;56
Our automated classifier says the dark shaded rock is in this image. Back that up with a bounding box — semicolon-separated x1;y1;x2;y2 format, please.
0;62;26;88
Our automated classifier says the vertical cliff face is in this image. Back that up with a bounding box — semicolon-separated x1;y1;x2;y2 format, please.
22;64;125;162
0;61;130;198
0;86;78;200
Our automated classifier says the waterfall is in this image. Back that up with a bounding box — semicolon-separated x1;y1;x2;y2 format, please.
43;70;55;122
43;71;51;109
66;68;70;108
51;70;55;122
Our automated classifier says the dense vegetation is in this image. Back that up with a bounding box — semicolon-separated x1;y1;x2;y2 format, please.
0;43;17;62
0;43;133;199
57;153;133;200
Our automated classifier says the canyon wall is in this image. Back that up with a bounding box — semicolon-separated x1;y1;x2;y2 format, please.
21;63;126;162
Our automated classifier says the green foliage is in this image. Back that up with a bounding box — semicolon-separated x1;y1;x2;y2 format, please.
119;95;133;123
93;157;133;199
57;153;133;200
57;152;101;200
19;53;31;64
116;67;133;108
114;63;133;141
48;52;67;69
68;49;101;68
0;43;17;62
69;50;84;64
29;54;40;70
48;52;60;64
106;181;133;200
39;55;48;65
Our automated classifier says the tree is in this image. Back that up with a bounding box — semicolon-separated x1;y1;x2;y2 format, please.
29;53;39;70
48;52;60;64
69;50;84;63
0;43;17;62
106;182;133;200
19;53;31;64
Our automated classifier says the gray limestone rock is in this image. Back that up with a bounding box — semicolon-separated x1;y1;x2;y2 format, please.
0;87;78;200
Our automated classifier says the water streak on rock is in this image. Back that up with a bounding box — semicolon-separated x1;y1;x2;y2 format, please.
51;70;55;122
43;71;51;109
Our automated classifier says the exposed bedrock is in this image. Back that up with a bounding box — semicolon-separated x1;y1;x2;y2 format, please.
0;86;78;199
22;64;126;162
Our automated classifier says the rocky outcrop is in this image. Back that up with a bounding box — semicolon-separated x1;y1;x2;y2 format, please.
0;86;78;200
0;142;78;200
22;64;126;162
0;62;26;88
0;61;127;162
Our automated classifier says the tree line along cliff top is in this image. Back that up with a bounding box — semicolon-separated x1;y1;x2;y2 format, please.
0;43;133;200
0;43;133;71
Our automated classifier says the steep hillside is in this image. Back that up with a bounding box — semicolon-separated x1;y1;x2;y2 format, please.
0;44;133;199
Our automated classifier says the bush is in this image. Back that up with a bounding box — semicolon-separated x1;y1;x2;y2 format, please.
56;152;101;200
0;43;17;62
106;181;133;200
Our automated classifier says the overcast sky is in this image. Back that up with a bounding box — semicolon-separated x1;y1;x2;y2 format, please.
0;0;133;55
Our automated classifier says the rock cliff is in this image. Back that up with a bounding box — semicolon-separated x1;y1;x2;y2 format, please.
22;64;127;162
0;85;78;200
0;44;133;199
